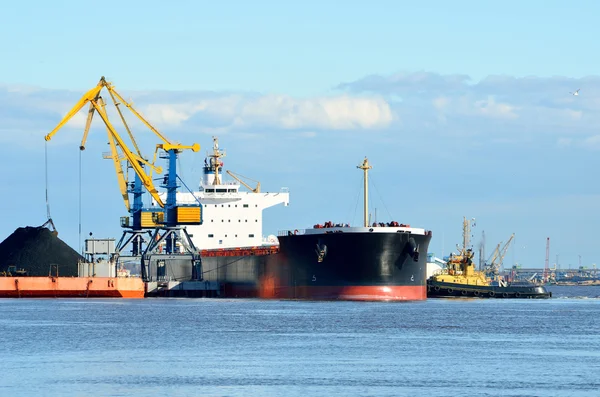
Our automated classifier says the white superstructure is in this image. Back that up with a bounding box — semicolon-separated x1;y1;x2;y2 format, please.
174;137;289;250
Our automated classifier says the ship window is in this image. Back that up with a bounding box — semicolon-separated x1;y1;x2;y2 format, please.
249;234;255;238
214;205;217;208
228;205;230;207
217;189;227;193
255;205;258;207
211;220;214;222
208;234;214;238
228;189;235;192
206;189;214;192
235;234;237;237
243;204;249;208
221;205;224;207
235;205;237;207
238;220;241;222
225;235;227;237
245;220;248;222
228;220;231;222
222;220;224;222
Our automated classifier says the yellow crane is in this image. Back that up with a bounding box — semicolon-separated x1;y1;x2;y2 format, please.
44;77;204;276
44;76;199;210
226;170;261;193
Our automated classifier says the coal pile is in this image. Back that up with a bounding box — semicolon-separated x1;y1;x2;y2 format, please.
0;226;83;277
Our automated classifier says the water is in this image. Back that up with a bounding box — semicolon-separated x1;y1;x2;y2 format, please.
1;286;598;397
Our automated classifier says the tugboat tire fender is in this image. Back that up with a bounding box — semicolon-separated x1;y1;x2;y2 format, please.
461;290;468;296
473;291;480;297
502;292;509;298
489;291;495;297
434;286;440;292
447;288;453;294
515;292;521;298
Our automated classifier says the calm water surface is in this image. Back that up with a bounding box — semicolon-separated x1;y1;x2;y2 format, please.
1;286;598;397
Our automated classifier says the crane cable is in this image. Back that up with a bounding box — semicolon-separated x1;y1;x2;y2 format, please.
44;141;52;222
79;150;82;254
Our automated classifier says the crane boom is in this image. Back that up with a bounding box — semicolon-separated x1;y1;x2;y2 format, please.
487;243;501;265
226;170;261;193
485;233;515;276
45;83;104;148
496;233;515;268
105;88;143;158
88;99;164;206
106;85;172;146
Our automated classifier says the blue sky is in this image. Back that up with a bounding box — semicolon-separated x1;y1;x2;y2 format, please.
2;0;600;270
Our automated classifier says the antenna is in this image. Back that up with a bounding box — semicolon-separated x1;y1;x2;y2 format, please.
544;237;549;282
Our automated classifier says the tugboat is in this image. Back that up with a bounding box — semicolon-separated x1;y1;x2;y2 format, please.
427;217;551;299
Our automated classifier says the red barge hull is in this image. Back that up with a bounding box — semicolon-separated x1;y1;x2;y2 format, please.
0;277;145;298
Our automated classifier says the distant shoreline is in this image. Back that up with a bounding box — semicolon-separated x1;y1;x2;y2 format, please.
552;280;600;286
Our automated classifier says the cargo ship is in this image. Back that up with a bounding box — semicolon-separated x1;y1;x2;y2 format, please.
156;141;432;301
427;217;551;299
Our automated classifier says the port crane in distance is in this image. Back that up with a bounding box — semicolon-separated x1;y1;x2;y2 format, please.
485;234;515;278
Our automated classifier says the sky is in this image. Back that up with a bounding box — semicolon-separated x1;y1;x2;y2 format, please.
2;0;600;270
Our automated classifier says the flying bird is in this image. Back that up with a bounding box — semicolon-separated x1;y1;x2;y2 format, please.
570;89;580;96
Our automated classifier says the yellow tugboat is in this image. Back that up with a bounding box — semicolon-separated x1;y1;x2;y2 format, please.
427;217;551;299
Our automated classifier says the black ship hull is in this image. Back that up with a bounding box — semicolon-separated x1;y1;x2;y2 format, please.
271;229;432;301
427;280;552;299
149;228;432;301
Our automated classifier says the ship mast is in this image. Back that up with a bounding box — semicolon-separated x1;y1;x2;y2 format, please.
209;136;226;185
357;157;372;228
462;216;470;253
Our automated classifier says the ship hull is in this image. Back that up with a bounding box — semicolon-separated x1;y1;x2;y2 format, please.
145;229;432;301
166;230;431;301
272;231;431;301
0;277;145;298
426;280;552;299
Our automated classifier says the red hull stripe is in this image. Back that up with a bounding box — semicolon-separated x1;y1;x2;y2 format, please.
251;284;425;301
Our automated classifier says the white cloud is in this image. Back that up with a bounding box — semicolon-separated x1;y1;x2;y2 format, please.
140;94;393;131
432;96;449;110
432;95;518;120
473;96;518;119
3;71;600;149
555;134;600;150
581;135;600;150
339;71;600;140
144;103;192;126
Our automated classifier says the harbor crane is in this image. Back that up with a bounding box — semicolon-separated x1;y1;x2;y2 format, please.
226;170;261;193
486;242;501;269
44;76;204;281
484;233;515;277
